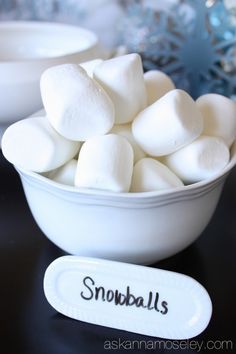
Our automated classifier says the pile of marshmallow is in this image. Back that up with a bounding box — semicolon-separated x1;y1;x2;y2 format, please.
2;54;236;193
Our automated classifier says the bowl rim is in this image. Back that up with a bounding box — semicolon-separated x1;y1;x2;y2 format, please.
15;141;236;201
0;21;98;64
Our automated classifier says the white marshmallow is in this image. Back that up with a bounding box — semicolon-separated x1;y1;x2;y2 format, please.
132;89;203;156
79;59;103;78
2;117;80;173
196;93;236;147
75;134;134;192
131;158;184;192
30;108;46;117
94;53;147;124
144;70;175;105
111;124;146;163
164;135;230;184
47;159;77;186
40;64;115;141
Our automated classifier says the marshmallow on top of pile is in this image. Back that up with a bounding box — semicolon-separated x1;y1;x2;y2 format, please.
2;54;236;193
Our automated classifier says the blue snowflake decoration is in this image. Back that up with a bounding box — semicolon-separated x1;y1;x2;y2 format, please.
120;0;236;99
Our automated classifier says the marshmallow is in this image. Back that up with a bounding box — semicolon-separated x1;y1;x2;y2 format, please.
196;93;236;147
132;89;203;156
94;53;147;124
131;158;184;192
111;124;146;163
2;117;80;173
75;134;134;192
144;70;175;105
40;64;115;141
47;159;77;186
79;59;103;78
30;108;46;117
164;136;230;183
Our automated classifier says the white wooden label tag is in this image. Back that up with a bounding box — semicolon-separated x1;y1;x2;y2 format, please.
43;256;212;339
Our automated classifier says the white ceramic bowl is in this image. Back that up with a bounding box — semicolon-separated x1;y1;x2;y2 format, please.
0;21;100;127
15;142;236;265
